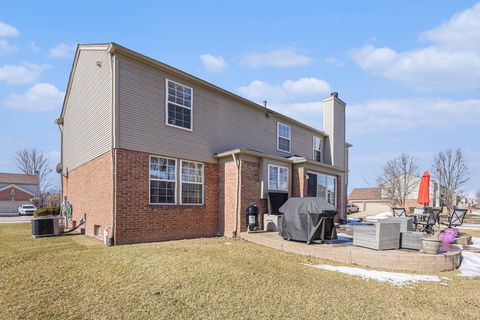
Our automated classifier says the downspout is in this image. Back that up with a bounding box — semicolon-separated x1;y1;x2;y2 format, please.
232;153;240;237
108;46;116;245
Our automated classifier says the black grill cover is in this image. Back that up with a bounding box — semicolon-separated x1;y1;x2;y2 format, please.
278;197;337;243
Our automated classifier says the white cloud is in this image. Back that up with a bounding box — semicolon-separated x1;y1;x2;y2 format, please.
347;97;480;135
349;2;480;92
199;54;228;73
325;57;345;67
238;77;331;104
30;41;39;53
2;83;65;112
0;39;17;54
0;22;19;37
241;48;312;68
49;43;76;58
0;63;49;84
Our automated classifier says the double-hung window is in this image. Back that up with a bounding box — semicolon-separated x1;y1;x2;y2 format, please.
277;123;291;153
268;164;289;191
313;136;323;162
180;160;204;205
166;79;192;130
150;156;176;204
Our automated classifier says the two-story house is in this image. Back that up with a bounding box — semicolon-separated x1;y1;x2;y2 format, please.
58;43;351;245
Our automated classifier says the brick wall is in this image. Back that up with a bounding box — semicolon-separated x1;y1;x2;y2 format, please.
114;148;218;245
218;159;237;237
0;186;32;201
62;151;113;239
218;159;266;236
292;165;306;197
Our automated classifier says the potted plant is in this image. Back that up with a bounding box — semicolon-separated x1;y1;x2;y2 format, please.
422;230;442;254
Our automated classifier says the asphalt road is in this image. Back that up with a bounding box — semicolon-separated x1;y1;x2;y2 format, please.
0;213;33;223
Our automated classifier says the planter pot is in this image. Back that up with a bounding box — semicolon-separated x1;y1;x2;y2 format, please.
422;238;442;254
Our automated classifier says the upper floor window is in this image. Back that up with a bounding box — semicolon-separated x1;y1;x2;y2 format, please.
166;79;192;130
277;122;291;153
268;164;288;191
313;136;323;162
150;156;177;204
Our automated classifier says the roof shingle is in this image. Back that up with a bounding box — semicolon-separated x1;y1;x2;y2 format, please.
349;187;382;200
0;172;39;185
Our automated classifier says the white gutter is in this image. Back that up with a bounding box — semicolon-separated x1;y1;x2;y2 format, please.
108;49;116;245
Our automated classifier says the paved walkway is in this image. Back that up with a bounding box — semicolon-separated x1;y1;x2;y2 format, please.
0;213;33;224
240;231;462;272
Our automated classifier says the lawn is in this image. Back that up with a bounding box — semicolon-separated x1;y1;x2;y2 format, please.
1;224;479;319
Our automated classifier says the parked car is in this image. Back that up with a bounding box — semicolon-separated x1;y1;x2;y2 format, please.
346;204;359;214
18;204;36;216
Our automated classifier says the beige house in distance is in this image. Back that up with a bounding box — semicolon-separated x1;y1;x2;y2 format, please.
58;43;351;245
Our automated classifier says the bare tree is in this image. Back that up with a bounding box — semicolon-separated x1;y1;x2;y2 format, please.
15;148;52;199
377;153;419;207
431;148;471;209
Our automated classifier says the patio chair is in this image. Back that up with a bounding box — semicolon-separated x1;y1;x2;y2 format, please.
353;221;401;250
385;217;415;232
392;207;406;217
415;209;441;234
411;207;427;224
441;208;468;228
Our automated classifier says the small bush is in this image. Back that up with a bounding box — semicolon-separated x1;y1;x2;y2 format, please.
34;206;61;217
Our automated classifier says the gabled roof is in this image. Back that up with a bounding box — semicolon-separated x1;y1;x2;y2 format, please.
0;172;39;185
58;42;333;140
0;184;36;196
349;187;382;200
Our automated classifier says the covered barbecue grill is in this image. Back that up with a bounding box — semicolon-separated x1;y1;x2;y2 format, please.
278;197;337;244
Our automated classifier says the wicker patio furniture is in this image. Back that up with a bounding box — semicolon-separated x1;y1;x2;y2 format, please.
353;221;401;250
400;231;423;250
392;207;406;217
385;217;415;233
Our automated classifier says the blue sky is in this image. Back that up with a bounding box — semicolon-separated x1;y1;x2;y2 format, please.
0;1;479;194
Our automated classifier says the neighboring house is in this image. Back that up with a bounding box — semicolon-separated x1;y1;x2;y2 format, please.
0;172;40;213
348;187;391;213
58;43;351;245
349;174;440;213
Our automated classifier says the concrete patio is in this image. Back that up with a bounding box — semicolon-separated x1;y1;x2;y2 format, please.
240;231;462;272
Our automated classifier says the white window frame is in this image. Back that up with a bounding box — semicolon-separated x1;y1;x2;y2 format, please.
268;164;289;191
179;160;204;205
313;136;323;162
165;79;193;131
276;122;291;153
149;155;177;205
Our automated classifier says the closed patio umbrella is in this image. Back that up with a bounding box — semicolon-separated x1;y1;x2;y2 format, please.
417;171;430;206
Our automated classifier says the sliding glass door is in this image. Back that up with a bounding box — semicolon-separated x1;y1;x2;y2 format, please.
306;171;337;207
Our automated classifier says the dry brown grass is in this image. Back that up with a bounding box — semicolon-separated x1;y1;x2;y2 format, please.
1;223;479;319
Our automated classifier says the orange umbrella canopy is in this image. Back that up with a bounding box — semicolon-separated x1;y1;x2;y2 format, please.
417;171;430;206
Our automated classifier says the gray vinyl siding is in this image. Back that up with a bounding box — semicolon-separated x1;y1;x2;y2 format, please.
63;49;112;171
332;103;346;168
117;54;323;163
322;97;346;169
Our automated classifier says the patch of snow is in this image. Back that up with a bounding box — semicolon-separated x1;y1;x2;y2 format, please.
365;212;392;221
306;264;441;287
458;251;480;278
